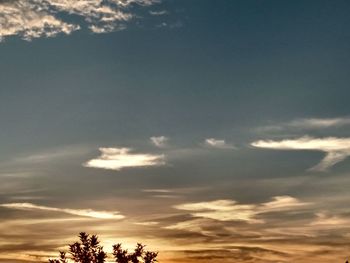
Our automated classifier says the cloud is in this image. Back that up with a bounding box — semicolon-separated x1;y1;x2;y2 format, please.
310;212;349;227
142;189;179;198
117;0;161;6
260;195;311;212
179;248;288;263
149;10;168;15
84;147;165;171
14;145;89;164
164;218;215;236
142;189;173;193
257;117;350;133
173;196;309;223
134;221;159;226
152;194;179;199
204;138;235;149
0;202;125;219
0;0;160;41
0;1;79;41
289;117;350;129
150;136;169;148
175;199;260;223
251;136;350;171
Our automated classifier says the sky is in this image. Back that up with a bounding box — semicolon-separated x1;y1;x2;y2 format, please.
1;0;350;262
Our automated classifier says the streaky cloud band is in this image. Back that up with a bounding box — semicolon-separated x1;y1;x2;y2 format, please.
173;196;310;223
0;202;125;219
251;136;350;171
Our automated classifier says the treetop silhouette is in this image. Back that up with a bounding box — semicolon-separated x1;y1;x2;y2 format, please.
49;232;158;263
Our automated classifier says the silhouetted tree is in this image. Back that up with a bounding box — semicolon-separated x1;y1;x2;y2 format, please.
49;232;158;263
48;251;67;263
113;242;158;263
143;251;158;263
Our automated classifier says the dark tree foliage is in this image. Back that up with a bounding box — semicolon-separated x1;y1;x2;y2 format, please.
48;251;67;263
49;232;158;263
113;243;157;263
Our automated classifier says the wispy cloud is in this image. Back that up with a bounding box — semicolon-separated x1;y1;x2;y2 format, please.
152;194;180;199
14;146;89;164
251;136;350;171
0;0;161;41
310;212;350;227
134;221;159;226
175;199;260;223
84;147;165;171
143;189;179;198
261;195;311;211
257;117;350;133
142;189;173;193
150;136;169;148
289;117;350;129
173;196;309;223
204;138;235;149
0;203;125;219
149;10;168;16
164;218;215;236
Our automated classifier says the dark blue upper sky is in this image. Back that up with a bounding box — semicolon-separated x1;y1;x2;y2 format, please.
1;0;350;157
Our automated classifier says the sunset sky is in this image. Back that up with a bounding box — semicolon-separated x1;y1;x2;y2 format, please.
1;0;350;262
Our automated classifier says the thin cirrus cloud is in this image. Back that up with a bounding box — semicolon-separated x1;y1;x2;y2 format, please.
258;117;350;132
142;189;173;193
289;117;350;129
84;147;165;171
310;212;350;227
251;136;350;171
0;202;125;219
173;196;309;223
164;218;215;236
150;136;169;148
204;138;235;149
143;189;179;198
14;145;90;164
149;10;168;16
0;0;161;41
134;221;159;226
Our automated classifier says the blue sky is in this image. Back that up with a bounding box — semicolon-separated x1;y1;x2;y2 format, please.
1;1;350;262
